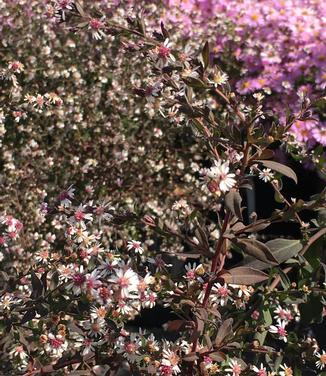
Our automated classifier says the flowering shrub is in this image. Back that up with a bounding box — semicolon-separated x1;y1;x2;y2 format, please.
0;1;325;375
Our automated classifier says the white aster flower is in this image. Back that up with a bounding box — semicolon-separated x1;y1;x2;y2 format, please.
127;240;144;254
259;168;274;182
315;350;326;370
269;320;288;342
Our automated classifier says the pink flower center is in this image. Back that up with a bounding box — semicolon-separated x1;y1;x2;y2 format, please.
50;337;63;349
158;45;170;59
217;287;229;297
278;327;287;337
118;276;129;288
91;323;101;333
74;210;85;221
72;273;86;286
160;365;173;376
186;270;196;280
10;62;20;71
125;343;136;353
15;345;24;353
83;338;92;347
59;191;69;201
7;231;17;239
90;19;103;30
149;293;156;303
232;364;241;375
59;0;70;9
278;309;288;320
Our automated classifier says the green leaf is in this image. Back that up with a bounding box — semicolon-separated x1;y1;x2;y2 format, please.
278;268;291;289
263;307;273;326
256;160;298;184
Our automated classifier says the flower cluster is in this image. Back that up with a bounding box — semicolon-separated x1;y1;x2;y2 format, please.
165;0;326;156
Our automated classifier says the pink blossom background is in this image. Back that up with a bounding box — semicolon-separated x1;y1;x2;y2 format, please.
166;0;326;146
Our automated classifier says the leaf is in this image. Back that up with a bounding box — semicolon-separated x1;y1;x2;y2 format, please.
266;239;302;263
30;271;43;299
21;309;36;324
263;308;273;326
160;21;169;39
180;299;196;307
183;77;208;89
256;160;298;184
41;271;47;293
241;238;302;270
18;329;30;352
257;149;275;160
136;15;146;35
239;220;271;234
74;1;86;17
202;41;210;69
166;320;189;332
209;351;226;361
278;268;291;289
221;267;268;285
183;352;198;362
225;190;243;220
215;318;233;347
236;238;278;265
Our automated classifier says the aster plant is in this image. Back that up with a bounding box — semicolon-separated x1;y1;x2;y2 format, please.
0;1;325;376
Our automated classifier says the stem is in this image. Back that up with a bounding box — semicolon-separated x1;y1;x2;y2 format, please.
211;211;231;274
188;212;230;375
214;88;246;124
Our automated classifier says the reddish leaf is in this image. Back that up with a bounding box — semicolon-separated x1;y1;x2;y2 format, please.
215;318;233;347
221;267;268;285
236;238;278;264
225;189;243;220
209;351;227;361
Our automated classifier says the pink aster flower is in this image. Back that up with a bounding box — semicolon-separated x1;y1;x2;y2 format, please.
88;18;106;40
225;359;242;376
58;185;75;207
212;282;232;306
274;305;293;323
252;363;267;376
312;125;326;146
45;333;68;358
67;265;86;295
85;270;102;295
109;266;139;299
